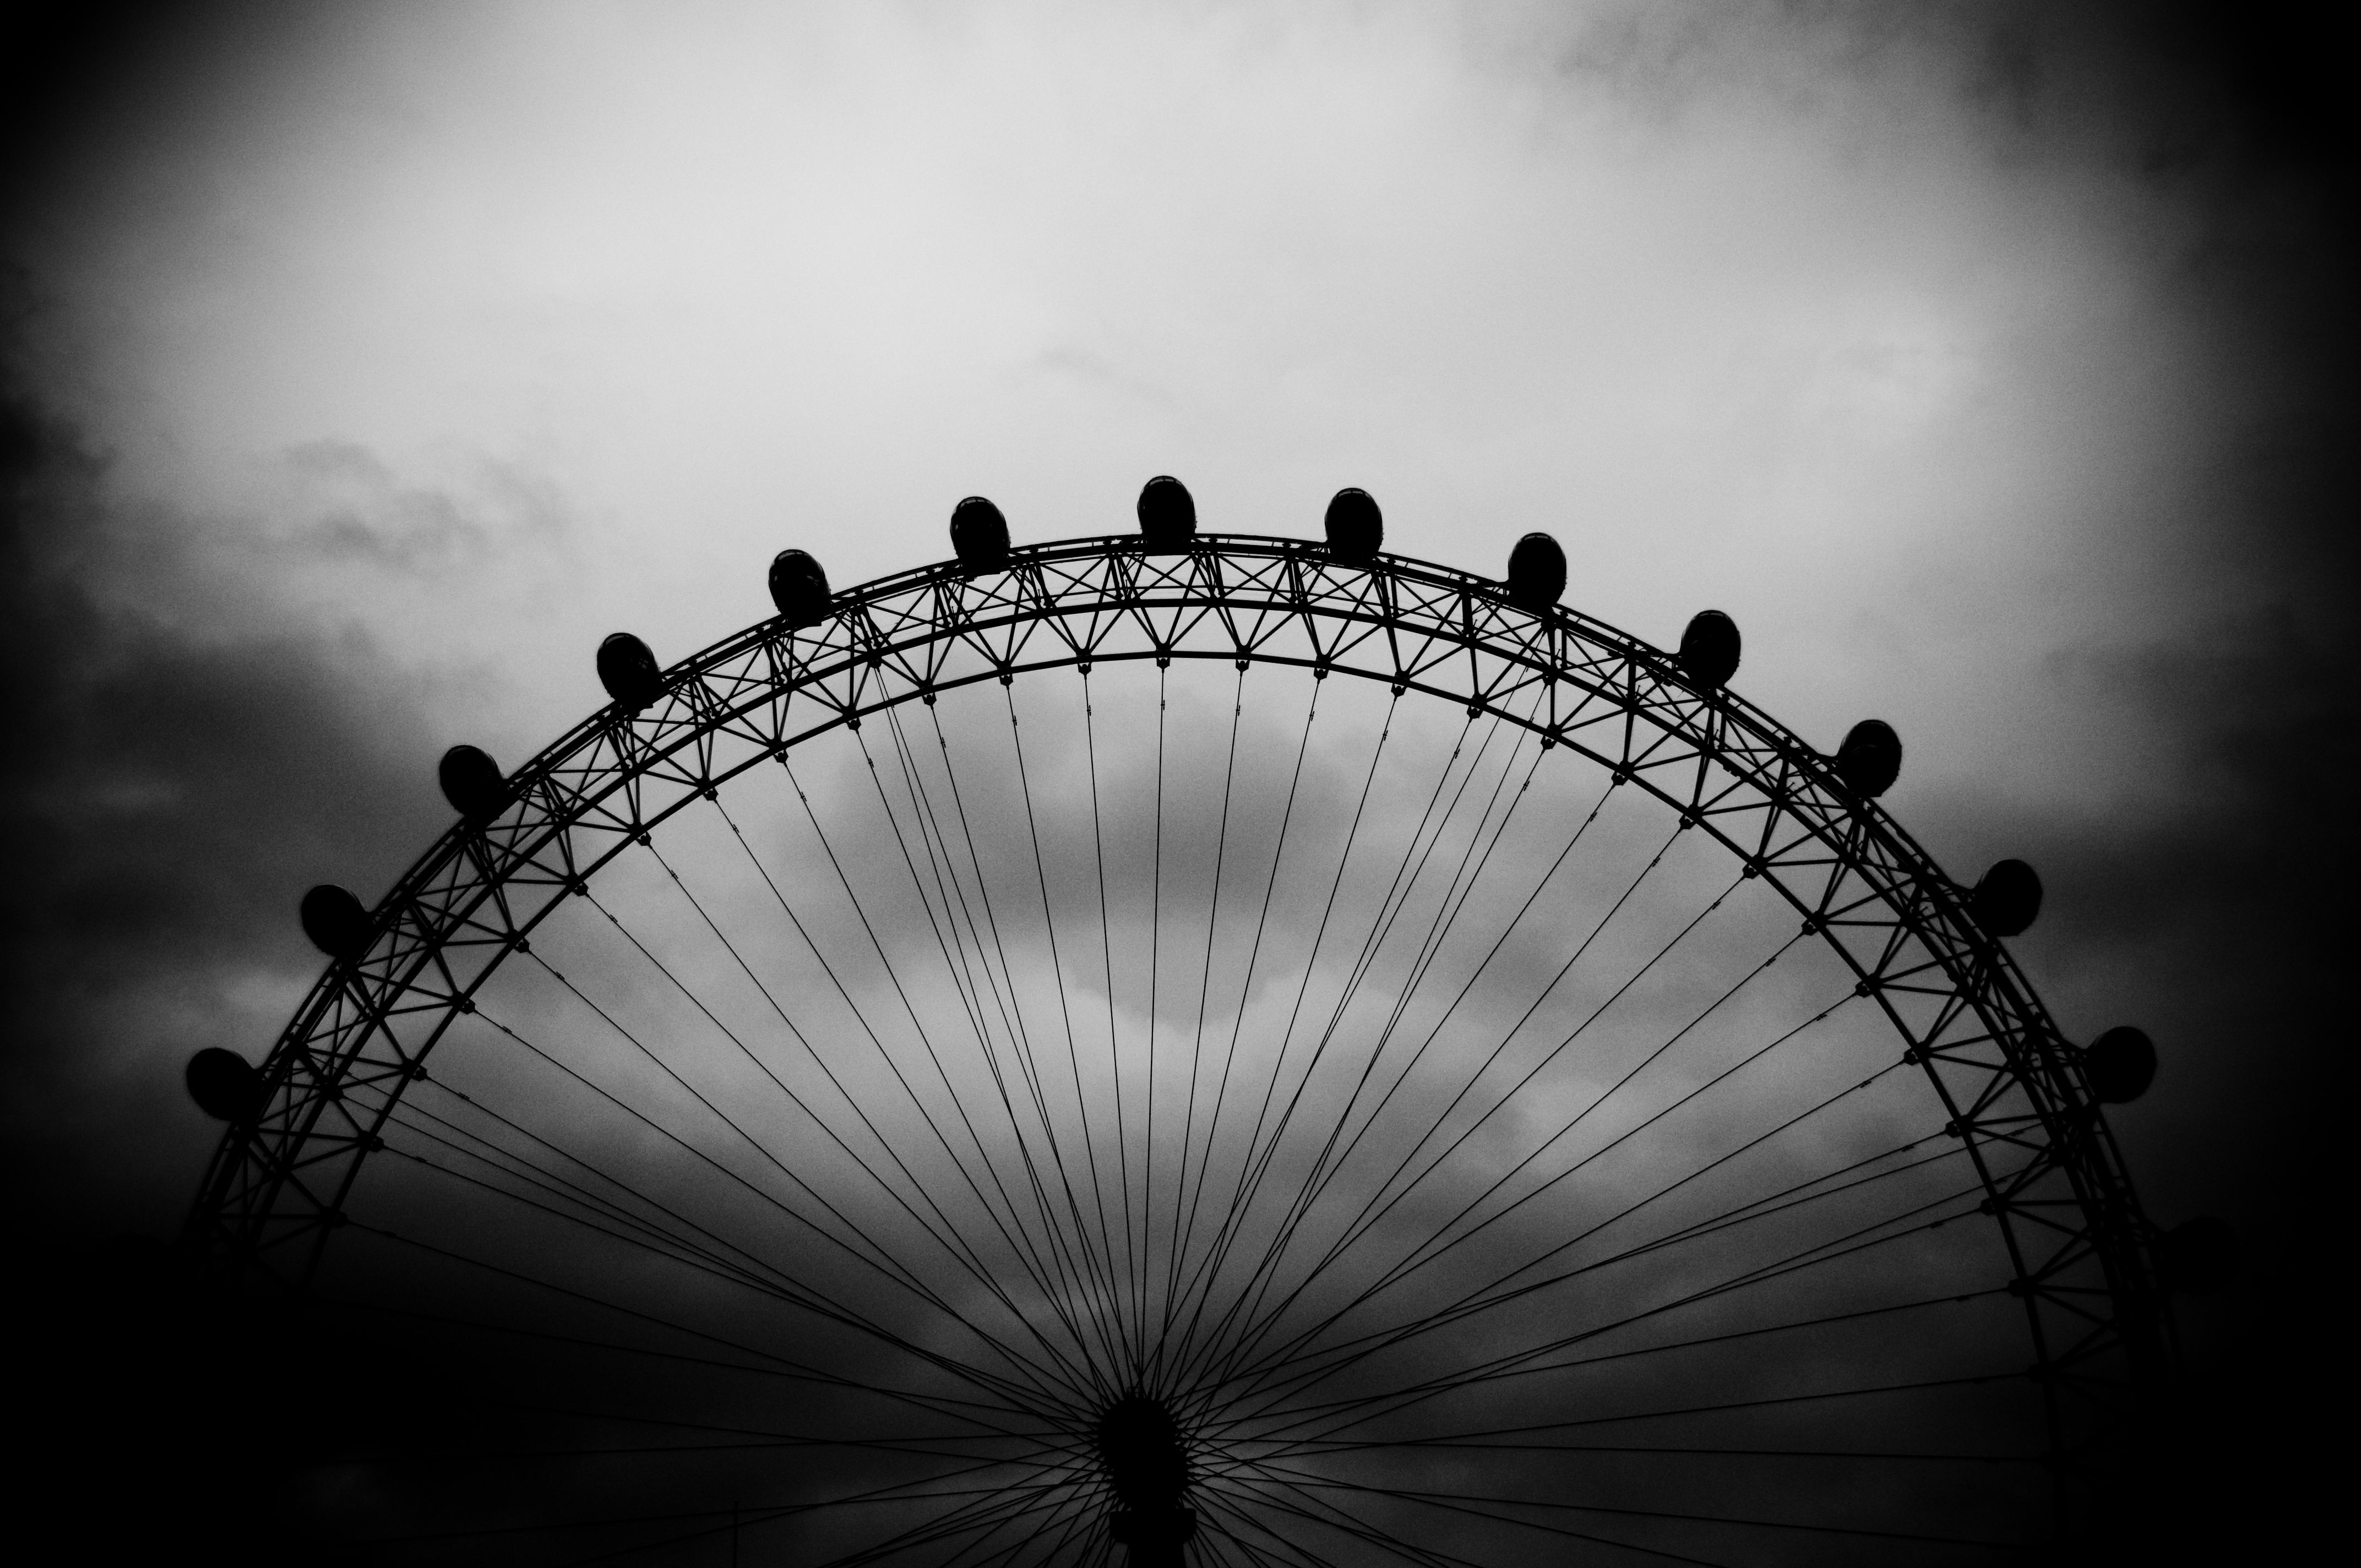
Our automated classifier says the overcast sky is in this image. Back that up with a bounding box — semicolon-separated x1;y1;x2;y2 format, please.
3;0;2348;1549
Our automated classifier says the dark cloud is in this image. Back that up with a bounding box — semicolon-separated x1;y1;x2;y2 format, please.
0;304;465;1551
2092;0;2358;175
1929;602;2352;1216
0;1;184;178
0;350;449;1237
1930;14;2354;1536
2028;610;2351;938
1898;611;2352;1556
0;378;582;1548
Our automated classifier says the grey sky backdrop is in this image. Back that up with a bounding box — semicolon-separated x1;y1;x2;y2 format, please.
2;0;2349;1543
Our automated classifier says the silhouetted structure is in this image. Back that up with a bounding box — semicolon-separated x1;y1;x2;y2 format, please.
183;480;2219;1561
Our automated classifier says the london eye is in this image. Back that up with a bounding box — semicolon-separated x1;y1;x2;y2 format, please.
184;477;2199;1564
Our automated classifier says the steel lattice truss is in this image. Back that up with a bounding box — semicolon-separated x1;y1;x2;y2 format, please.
191;532;2170;1509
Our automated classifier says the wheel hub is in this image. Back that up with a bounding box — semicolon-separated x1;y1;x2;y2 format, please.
1097;1393;1195;1563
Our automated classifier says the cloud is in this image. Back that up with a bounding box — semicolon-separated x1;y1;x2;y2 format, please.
1923;596;2352;1175
0;344;475;1240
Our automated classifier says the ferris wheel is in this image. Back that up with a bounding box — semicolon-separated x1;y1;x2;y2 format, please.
184;478;2220;1565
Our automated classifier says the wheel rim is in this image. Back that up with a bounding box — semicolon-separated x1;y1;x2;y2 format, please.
190;533;2168;1562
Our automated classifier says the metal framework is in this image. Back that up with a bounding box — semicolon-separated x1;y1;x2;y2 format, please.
190;531;2170;1522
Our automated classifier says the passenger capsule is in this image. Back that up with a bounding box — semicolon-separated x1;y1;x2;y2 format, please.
1324;488;1382;563
1834;719;1902;799
186;1048;265;1124
1505;532;1566;612
1678;610;1741;690
949;497;1011;571
1970;858;2043;938
2157;1215;2238;1295
438;744;511;822
596;631;664;712
1137;476;1196;549
300;883;372;962
768;549;833;629
2085;1025;2157;1104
